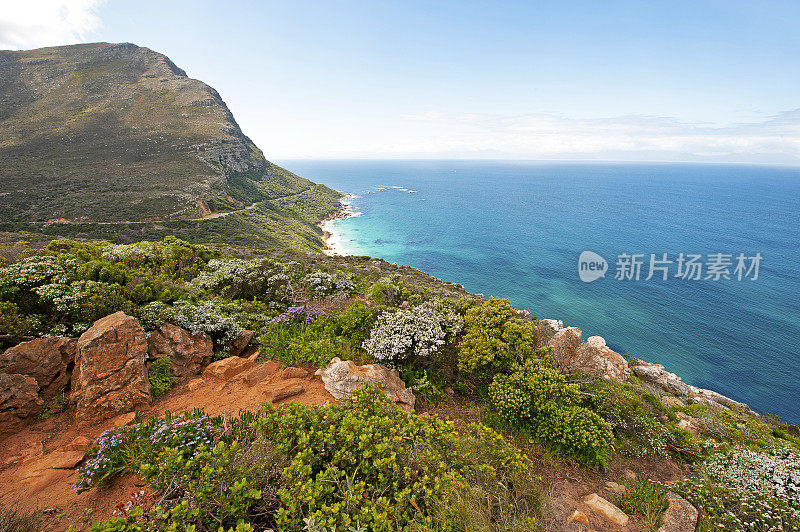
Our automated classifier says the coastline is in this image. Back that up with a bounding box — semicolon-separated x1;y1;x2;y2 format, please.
319;193;359;256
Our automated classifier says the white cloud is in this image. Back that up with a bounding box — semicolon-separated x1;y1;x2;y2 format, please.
0;0;106;51
375;109;800;163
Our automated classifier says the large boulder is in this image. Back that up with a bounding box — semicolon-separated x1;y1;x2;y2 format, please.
0;373;43;438
71;312;151;425
147;323;212;378
315;357;415;412
548;329;630;382
0;337;77;399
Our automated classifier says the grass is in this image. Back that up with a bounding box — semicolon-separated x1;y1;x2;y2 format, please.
0;502;46;532
615;476;669;531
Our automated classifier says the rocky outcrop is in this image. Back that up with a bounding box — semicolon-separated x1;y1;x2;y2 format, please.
548;328;630;381
632;360;754;413
315;357;416;412
71;312;151;425
0;336;76;399
203;353;258;380
632;361;692;397
658;492;698;532
147;323;212;378
0;373;44;438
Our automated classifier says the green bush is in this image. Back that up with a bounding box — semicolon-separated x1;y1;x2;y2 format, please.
85;388;540;532
370;274;411;306
148;357;175;398
458;298;536;376
489;358;614;466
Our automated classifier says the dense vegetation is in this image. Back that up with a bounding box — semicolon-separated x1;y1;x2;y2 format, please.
2;236;800;530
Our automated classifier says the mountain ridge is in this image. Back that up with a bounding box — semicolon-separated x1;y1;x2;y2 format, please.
0;42;340;249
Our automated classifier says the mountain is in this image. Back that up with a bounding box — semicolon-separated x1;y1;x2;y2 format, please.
0;42;340;249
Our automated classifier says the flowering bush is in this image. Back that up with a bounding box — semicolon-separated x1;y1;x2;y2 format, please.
76;412;217;493
673;474;800;531
362;299;462;365
136;299;244;344
303;270;356;299
458;298;536;375
706;447;800;504
489;357;614;466
35;279;130;324
268;305;321;325
191;257;293;306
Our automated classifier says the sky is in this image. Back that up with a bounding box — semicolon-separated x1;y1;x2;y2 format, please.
1;0;799;163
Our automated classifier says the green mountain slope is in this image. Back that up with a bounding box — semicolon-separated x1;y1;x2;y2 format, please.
0;42;340;249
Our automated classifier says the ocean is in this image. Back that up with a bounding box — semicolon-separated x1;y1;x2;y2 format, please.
281;160;800;423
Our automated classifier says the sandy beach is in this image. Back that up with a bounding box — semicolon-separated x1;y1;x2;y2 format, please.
320;194;359;256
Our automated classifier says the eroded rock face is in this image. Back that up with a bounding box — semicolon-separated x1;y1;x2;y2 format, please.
658;492;698;532
548;329;630;382
0;373;44;438
71;312;151;425
548;327;583;371
574;336;630;381
147;323;213;378
315;357;415;412
0;337;77;399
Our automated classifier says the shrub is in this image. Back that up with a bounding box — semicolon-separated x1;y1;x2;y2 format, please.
489;358;614;466
76;411;218;493
0;301;42;337
148;357;175;398
370;274;411;306
362;299;462;366
85;388;540;532
458;298;535;376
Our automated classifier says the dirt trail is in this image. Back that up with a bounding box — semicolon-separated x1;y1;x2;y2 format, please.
0;359;333;531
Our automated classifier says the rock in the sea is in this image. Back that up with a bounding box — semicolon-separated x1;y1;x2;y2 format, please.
71;312;151;425
583;493;629;526
0;336;76;399
658;492;698;532
147;323;212;377
0;373;43;438
315;357;415;412
203;353;258;380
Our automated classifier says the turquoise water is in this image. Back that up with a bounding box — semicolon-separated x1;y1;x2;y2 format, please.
282;160;800;423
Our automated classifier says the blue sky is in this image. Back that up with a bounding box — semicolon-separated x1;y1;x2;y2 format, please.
1;0;799;162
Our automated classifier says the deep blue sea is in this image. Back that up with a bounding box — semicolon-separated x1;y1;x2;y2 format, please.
282;160;800;423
